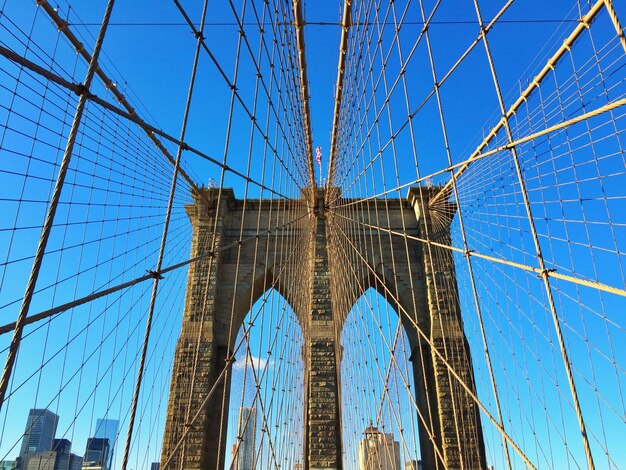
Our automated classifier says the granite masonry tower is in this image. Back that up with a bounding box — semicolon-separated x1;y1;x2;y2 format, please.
161;187;486;470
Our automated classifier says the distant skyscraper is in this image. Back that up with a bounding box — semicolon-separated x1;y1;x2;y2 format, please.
150;463;160;470
358;426;401;470
17;409;59;469
91;419;118;470
24;452;56;470
404;460;422;470
83;438;110;469
24;439;82;470
52;439;82;470
233;407;257;470
0;462;15;470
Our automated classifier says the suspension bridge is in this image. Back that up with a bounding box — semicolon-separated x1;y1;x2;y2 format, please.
0;0;625;469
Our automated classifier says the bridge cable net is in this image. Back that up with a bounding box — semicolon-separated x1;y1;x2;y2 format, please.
0;0;311;468
329;0;626;468
0;0;623;469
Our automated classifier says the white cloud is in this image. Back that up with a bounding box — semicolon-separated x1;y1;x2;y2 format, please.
232;354;272;371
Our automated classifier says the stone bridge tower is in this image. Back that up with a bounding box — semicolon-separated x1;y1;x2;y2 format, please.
160;187;486;470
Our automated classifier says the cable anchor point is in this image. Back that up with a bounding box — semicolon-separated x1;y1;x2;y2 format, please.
147;269;164;280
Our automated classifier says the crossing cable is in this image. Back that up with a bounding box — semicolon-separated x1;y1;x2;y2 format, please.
326;0;439;191
329;217;537;469
216;1;286;462
334;264;447;466
332;0;508;195
239;0;313;188
354;295;437;467
472;0;595;466
0;0;116;411
364;1;445;462
384;1;471;458
118;0;212;467
0;213;307;336
162;2;308;462
0;212;188;317
327;0;352;187
0;222;192;403
171;0;312;198
0;44;294;201
0;282;153;463
329;70;446;464
416;0;512;464
330;0;413;191
227;103;298;469
161;233;306;468
429;0;609;207
331;188;457;468
327;91;626;212
25;0;305;204
327;0;520;204
176;0;278;457
327;0;375;194
31;0;217;201
530;45;615;463
469;255;624;467
250;0;313;192
331;208;626;295
204;1;259;464
0;197;192;458
363;2;466;458
388;2;446;460
240;0;313;190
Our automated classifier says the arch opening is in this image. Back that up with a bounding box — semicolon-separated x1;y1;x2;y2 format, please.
340;287;424;469
223;287;305;470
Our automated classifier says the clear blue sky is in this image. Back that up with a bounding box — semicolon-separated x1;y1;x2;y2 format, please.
0;0;625;468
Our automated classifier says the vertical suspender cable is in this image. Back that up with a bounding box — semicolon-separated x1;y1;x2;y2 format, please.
119;1;211;468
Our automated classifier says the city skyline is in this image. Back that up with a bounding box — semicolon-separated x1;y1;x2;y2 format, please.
7;410;120;470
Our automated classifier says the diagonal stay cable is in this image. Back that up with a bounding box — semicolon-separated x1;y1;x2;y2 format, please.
119;1;211;467
329;216;537;469
328;95;626;212
0;214;308;336
429;0;608;206
171;0;312;198
0;0;116;411
0;44;291;201
161;230;305;468
331;211;626;298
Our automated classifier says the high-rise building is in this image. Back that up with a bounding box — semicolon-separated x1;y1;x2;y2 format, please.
404;460;422;470
52;439;82;470
17;409;59;469
358;426;401;470
0;462;15;470
91;419;118;470
150;463;160;470
82;438;109;469
233;407;257;470
64;454;82;470
24;452;56;470
25;439;82;470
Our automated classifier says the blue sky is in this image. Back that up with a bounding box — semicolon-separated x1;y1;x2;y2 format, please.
0;0;625;468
